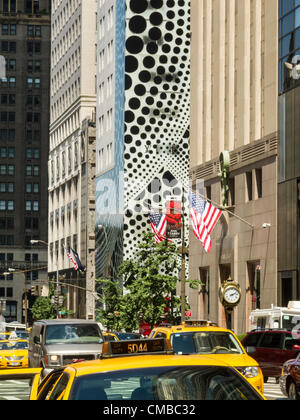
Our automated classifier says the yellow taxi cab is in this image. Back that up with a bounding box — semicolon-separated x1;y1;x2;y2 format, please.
0;330;28;340
149;320;264;394
32;338;265;400
0;332;10;341
103;332;119;342
0;368;42;400
0;339;29;368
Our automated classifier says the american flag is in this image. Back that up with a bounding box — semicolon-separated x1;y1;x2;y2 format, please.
65;247;78;270
189;191;222;253
71;248;85;273
149;210;167;244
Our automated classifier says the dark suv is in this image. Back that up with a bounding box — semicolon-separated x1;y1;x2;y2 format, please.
241;330;300;382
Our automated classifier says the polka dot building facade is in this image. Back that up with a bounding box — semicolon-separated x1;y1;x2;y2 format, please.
95;0;191;280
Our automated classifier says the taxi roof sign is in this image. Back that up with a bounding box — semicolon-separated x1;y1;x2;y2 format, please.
183;320;218;327
101;338;172;358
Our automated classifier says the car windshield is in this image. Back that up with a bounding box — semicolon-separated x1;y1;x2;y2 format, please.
282;315;300;330
170;332;244;354
115;333;141;340
45;324;103;345
69;366;262;400
0;341;28;350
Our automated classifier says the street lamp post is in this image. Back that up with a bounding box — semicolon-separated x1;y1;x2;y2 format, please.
30;239;60;318
8;268;28;326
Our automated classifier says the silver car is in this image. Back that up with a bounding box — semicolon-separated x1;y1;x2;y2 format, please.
28;319;104;375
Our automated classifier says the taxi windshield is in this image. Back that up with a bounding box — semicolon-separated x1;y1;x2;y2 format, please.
170;332;243;355
69;366;262;400
0;341;28;350
45;324;103;345
115;333;141;340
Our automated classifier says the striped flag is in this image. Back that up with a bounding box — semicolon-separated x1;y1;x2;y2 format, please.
149;209;168;244
65;247;78;270
189;191;222;253
71;248;85;273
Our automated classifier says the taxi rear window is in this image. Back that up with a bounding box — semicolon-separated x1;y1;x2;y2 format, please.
69;366;262;401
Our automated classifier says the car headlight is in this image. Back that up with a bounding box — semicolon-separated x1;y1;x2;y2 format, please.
241;366;259;378
45;354;59;364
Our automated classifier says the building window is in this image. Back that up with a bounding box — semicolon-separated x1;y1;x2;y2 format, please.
2;24;16;36
7;165;14;175
247;262;261;310
27;25;41;37
2;0;16;13
246;171;253;202
7;201;14;211
33;201;39;211
255;168;263;199
6;288;13;297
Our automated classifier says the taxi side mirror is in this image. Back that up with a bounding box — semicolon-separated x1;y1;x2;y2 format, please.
246;346;256;354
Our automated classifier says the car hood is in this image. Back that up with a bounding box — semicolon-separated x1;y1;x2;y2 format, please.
190;353;259;367
44;343;102;354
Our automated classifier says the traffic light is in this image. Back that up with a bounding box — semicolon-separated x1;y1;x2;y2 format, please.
31;285;36;295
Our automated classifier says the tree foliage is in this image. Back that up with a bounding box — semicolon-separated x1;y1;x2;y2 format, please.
30;283;73;321
96;233;201;332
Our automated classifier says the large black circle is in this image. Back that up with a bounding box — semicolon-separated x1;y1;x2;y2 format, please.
130;0;148;14
125;135;133;144
150;12;163;26
137;116;146;125
139;70;151;83
151;0;163;8
146;96;154;105
129;97;141;110
126;56;139;73
149;27;162;41
126;36;144;54
129;16;147;33
147;42;158;54
143;56;155;68
125;110;135;123
134;84;146;96
125;75;132;90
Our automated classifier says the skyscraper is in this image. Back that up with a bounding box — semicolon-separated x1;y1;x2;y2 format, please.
95;0;191;287
278;0;300;306
48;0;97;318
189;0;278;332
0;0;50;323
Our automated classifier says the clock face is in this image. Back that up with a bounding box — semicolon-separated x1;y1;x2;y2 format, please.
224;286;240;304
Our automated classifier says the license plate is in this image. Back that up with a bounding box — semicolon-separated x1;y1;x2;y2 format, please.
10;362;19;366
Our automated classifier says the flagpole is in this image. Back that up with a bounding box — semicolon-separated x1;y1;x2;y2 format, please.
196;192;254;229
181;186;186;323
146;191;254;229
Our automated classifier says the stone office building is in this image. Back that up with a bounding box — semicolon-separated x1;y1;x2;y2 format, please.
0;0;50;323
189;0;278;334
278;0;300;307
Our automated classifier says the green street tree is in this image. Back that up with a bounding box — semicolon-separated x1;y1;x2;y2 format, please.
95;278;123;331
30;295;57;321
30;283;72;321
96;232;201;331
